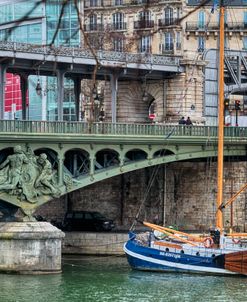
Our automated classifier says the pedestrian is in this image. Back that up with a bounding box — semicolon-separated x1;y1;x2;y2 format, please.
186;116;193;135
178;116;186;125
186;117;193;126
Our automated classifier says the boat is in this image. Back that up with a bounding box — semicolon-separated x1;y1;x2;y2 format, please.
124;1;247;276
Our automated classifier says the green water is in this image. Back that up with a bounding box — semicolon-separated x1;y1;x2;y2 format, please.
0;255;247;302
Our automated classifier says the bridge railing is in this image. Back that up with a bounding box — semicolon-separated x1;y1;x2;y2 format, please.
1;120;247;139
0;41;180;67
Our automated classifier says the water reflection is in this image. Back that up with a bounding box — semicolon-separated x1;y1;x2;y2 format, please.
0;256;246;302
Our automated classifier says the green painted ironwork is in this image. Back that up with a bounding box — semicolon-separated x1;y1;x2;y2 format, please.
0;120;247;138
0;120;246;221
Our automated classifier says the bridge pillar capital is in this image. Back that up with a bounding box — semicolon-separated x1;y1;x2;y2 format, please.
118;153;125;167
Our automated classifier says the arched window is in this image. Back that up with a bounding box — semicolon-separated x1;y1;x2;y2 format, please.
112;12;125;30
89;14;97;31
164;7;173;26
139;10;153;28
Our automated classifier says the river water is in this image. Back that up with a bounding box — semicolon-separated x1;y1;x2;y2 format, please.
0;255;247;302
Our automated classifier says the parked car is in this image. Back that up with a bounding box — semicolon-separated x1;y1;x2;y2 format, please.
62;211;115;232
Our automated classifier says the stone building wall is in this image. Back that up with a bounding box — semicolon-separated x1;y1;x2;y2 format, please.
102;68;204;124
36;161;247;233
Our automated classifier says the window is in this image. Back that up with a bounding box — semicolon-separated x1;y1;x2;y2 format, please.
113;37;124;52
198;36;205;52
244;12;247;27
224;37;229;49
243;36;247;50
164;7;173;26
112;12;124;30
164;32;174;51
224;11;227;25
89;14;97;31
140;35;151;53
139;10;151;22
198;11;205;29
90;0;99;7
139;10;152;28
115;0;123;4
176;31;181;50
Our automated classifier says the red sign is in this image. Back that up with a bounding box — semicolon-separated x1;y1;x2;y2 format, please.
149;113;156;120
4;73;28;113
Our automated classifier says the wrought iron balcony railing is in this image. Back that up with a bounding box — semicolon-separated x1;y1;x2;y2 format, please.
84;23;126;31
134;20;154;30
110;22;127;31
84;0;160;8
158;18;180;27
186;22;247;32
84;24;104;32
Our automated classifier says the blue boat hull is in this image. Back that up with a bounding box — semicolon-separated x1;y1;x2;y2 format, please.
124;239;237;275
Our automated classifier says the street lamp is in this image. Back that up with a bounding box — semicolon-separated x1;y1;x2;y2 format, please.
92;86;98;100
35;79;42;96
142;91;149;102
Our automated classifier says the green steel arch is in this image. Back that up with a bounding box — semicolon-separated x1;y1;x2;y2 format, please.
0;120;246;220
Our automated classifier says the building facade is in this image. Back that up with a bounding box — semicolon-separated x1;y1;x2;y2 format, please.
83;0;247;125
0;0;80;120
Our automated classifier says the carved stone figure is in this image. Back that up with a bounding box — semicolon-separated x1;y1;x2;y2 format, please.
0;145;28;192
35;153;60;197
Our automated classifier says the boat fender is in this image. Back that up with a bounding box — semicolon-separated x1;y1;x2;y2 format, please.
232;238;241;245
203;237;214;248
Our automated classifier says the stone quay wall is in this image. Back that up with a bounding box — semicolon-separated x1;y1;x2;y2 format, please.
62;232;128;255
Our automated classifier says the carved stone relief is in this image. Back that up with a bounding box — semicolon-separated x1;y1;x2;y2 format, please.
0;146;61;203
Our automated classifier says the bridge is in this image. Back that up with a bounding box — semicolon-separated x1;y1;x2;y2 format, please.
0;120;246;220
0;41;183;121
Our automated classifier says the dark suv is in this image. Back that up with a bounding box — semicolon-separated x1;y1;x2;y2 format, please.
62;211;115;232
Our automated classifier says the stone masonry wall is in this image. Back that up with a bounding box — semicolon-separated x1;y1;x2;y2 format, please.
37;161;247;233
102;65;204;124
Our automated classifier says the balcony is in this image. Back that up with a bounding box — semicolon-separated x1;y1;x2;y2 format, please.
186;22;247;32
84;24;104;32
84;0;159;8
134;20;154;30
84;0;102;8
158;18;180;27
110;22;127;31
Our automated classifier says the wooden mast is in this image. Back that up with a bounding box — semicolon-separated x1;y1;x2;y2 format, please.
216;0;225;232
